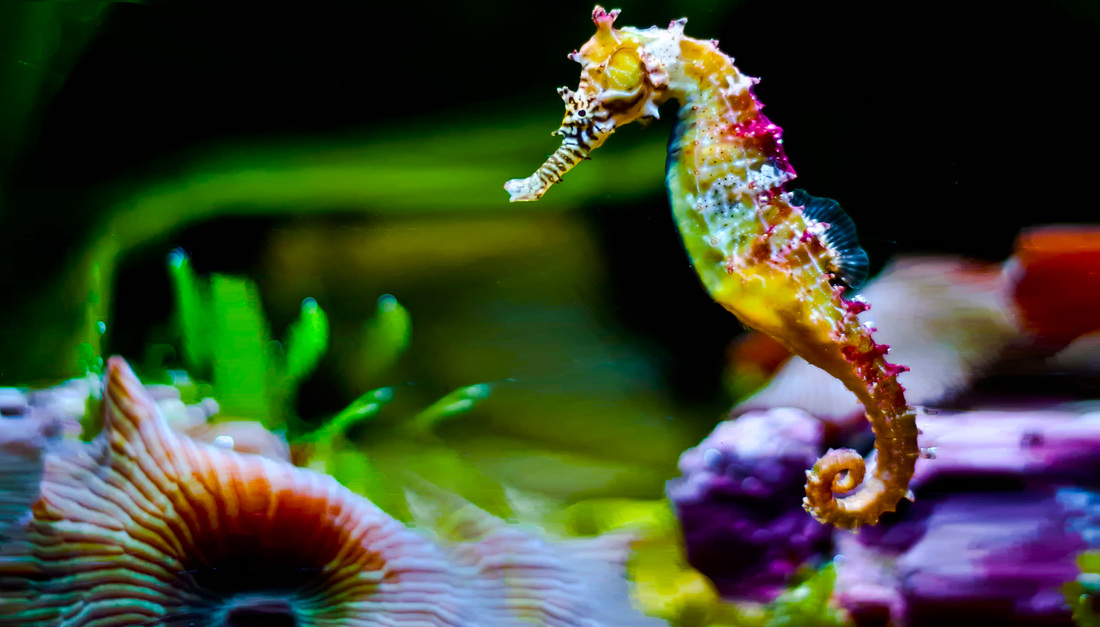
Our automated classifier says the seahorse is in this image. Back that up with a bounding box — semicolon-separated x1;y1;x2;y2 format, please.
504;7;919;529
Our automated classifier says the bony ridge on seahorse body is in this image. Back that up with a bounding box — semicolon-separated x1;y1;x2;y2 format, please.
505;6;920;529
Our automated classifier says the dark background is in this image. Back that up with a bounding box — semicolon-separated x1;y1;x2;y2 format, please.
0;0;1096;394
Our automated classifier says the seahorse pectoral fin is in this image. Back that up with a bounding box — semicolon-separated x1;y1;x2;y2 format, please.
790;189;870;291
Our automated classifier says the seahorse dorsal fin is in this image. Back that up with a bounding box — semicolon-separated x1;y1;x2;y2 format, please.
790;189;870;291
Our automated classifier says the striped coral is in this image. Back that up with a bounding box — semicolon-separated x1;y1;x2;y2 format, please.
0;357;660;627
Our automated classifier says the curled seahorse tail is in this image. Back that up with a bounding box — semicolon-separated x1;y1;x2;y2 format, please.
803;375;919;529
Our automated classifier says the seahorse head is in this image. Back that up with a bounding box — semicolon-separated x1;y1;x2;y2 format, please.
559;8;670;143
505;6;676;202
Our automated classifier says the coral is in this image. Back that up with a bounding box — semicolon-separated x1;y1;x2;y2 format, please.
0;415;59;536
0;357;660;626
667;409;833;601
1009;226;1100;345
667;393;1100;624
834;409;1100;626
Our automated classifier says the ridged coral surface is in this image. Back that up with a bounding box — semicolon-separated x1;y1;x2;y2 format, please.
0;357;660;627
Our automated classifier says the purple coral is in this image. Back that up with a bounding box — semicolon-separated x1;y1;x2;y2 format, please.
0;414;60;535
667;408;833;601
835;409;1100;626
667;403;1100;625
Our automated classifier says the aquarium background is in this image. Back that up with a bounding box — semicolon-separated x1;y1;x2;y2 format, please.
0;0;1096;492
0;1;1097;623
1;0;1096;498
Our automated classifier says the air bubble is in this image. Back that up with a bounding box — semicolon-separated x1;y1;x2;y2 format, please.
703;447;723;469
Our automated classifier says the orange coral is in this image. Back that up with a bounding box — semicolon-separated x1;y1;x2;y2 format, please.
1010;225;1100;345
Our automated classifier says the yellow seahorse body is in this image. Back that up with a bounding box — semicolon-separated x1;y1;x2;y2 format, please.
505;7;919;529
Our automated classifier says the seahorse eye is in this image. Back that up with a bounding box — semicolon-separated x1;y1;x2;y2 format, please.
606;48;645;91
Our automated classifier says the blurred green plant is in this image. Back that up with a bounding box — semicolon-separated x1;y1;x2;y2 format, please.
1065;550;1100;627
167;248;327;434
406;382;493;434
163;249;510;520
75;338;106;442
0;4;134;384
2;116;667;383
748;564;848;627
301;379;509;523
296;385;401;516
359;294;411;378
